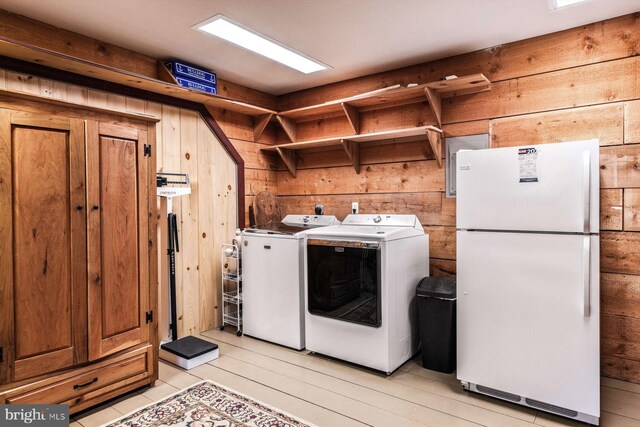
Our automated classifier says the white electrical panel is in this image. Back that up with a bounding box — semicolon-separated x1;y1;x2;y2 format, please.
445;134;489;198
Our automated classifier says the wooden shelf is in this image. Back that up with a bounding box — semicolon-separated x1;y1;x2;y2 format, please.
262;126;443;176
265;75;491;174
0;88;161;122
274;74;490;142
0;37;277;117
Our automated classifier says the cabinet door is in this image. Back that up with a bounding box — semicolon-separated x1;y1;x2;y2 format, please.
0;109;87;383
87;122;150;360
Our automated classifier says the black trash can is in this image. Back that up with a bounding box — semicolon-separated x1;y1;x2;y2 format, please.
416;277;456;373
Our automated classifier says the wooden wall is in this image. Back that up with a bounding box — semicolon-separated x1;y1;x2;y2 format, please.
273;13;640;384
207;108;279;226
0;68;238;339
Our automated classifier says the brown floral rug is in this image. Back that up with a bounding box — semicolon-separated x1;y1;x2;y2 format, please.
103;380;315;427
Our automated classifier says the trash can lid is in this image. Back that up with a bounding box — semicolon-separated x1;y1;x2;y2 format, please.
416;277;456;299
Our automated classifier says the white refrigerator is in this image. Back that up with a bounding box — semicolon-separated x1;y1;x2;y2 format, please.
456;139;600;425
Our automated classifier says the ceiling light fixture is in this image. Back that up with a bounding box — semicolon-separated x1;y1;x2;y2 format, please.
194;15;327;74
548;0;590;11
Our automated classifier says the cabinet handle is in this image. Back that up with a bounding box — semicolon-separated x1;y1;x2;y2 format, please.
73;377;98;390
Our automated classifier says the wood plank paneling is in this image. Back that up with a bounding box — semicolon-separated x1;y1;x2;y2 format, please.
624;189;640;231
280;140;434;172
442;120;489;137
278;192;453;225
422;226;456;260
602;356;640;385
232;139;278;170
601;189;623;231
6;71;39;95
294;102;435;142
601;273;640;319
491;104;623;148
179;110;200;337
197;119;217;332
601;144;640;189
601;232;640;275
430;259;456;278
0;9;157;77
246;169;278;196
624;100;640;144
602;314;640;361
445;56;640;124
277;160;444;195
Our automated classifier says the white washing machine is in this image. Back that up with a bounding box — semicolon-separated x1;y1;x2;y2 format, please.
242;215;340;350
303;214;429;374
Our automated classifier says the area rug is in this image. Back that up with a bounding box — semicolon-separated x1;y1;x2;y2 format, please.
102;380;315;427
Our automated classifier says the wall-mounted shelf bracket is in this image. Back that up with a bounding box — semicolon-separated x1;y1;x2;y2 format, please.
424;87;442;128
276;147;297;177
253;113;273;141
426;127;444;168
341;139;361;174
276;115;297;143
341;103;360;134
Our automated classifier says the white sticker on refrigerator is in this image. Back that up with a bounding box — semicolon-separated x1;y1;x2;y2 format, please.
518;147;539;183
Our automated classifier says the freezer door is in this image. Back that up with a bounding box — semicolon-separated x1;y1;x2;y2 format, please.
457;140;599;233
457;231;599;418
242;234;305;349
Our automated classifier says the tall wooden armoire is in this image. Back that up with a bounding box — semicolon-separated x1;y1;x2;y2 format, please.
0;97;158;413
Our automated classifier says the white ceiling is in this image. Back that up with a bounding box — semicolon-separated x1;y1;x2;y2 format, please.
2;0;640;95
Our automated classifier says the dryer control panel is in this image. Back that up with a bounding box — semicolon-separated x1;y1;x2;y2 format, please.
341;214;421;229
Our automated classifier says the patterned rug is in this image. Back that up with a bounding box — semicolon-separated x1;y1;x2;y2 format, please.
103;380;315;427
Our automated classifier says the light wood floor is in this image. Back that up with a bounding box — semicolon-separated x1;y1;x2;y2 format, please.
72;328;640;427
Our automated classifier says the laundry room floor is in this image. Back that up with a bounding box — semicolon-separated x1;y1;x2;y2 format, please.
71;329;640;427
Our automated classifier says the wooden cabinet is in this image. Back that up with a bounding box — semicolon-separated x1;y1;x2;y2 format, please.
0;102;157;413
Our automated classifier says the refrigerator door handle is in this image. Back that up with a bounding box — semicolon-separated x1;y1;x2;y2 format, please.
582;151;591;233
583;235;591;317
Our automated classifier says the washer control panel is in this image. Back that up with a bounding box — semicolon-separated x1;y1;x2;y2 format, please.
282;215;340;227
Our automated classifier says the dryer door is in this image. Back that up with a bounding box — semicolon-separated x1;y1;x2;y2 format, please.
306;239;382;328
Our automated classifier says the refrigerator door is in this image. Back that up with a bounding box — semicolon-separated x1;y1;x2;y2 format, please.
457;230;599;420
242;234;305;349
457;140;599;233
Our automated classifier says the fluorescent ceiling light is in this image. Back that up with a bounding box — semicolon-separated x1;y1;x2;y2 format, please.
195;15;327;74
549;0;590;10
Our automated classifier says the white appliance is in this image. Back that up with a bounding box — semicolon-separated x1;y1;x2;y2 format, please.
456;140;600;425
242;214;339;350
303;214;429;374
